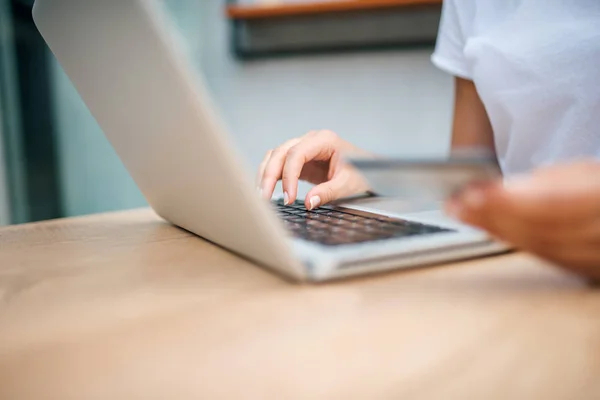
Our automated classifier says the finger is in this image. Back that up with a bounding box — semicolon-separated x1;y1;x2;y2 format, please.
530;237;600;281
500;172;600;225
450;175;591;231
451;183;555;242
260;138;301;201
526;216;600;281
553;246;600;281
450;172;600;229
256;149;273;188
451;183;596;258
446;171;600;278
543;218;600;270
281;131;339;204
305;181;342;210
304;168;364;210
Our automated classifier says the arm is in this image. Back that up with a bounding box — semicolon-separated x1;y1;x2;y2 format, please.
450;77;498;163
446;81;600;281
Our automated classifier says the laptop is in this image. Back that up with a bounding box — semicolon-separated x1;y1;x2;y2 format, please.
32;0;508;281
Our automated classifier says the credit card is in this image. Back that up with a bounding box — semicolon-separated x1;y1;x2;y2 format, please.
348;153;501;201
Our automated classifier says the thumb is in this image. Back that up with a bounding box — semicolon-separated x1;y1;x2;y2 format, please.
304;178;347;210
304;167;371;210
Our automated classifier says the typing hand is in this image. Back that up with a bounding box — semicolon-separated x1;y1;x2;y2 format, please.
257;130;371;210
445;161;600;281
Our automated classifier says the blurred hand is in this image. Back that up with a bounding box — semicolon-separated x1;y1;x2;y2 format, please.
445;161;600;281
258;130;371;209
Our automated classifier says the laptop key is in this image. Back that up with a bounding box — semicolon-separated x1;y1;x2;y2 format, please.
274;200;453;246
330;218;348;225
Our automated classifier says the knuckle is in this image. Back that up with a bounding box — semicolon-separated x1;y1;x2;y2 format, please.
272;146;287;156
262;149;274;161
262;168;280;179
323;185;336;201
318;130;338;140
286;145;302;160
281;175;296;184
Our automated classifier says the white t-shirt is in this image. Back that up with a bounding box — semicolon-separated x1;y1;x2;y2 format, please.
431;0;600;176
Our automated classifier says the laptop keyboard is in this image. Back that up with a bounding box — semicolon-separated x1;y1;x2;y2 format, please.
273;199;453;246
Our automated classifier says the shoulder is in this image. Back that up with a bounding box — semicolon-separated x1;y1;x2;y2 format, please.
431;0;479;79
440;0;478;38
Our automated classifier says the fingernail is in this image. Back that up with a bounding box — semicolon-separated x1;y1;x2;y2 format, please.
284;191;290;205
309;195;321;210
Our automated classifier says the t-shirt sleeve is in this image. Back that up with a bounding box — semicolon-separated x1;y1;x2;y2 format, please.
431;0;472;80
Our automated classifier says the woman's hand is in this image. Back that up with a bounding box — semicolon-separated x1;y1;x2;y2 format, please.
445;161;600;280
257;130;371;210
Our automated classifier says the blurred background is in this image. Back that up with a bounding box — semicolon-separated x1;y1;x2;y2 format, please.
0;0;453;226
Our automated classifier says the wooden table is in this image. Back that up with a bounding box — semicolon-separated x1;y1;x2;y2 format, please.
0;209;599;399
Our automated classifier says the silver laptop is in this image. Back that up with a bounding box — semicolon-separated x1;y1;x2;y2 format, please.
32;0;508;281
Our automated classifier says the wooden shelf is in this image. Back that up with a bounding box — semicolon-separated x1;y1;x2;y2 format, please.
227;0;442;20
226;0;442;58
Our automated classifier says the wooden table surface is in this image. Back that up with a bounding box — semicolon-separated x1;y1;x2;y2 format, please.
0;209;599;399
